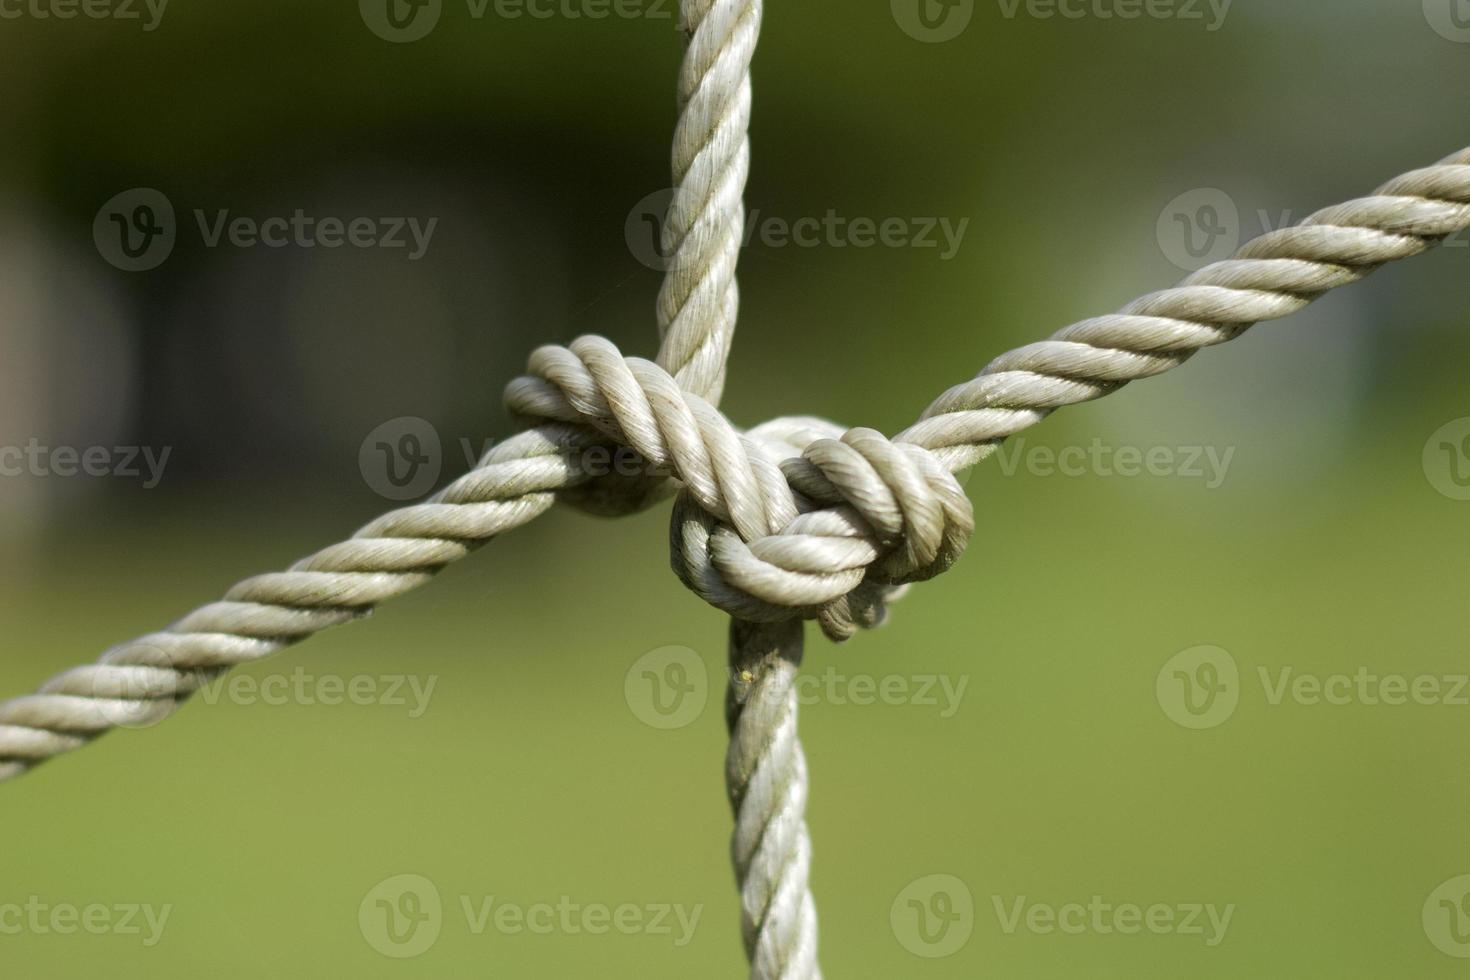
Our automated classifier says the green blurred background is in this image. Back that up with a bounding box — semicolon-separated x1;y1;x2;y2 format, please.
4;1;1470;976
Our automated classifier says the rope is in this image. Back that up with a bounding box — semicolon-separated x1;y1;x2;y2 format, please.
657;0;760;407
0;32;1464;970
508;138;1470;637
900;150;1470;472
0;0;761;782
727;618;821;980
505;343;974;641
0;424;606;783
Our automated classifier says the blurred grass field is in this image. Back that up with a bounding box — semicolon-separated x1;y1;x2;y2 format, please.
4;0;1470;977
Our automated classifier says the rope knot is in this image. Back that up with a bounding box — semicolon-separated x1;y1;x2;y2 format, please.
672;420;973;641
504;336;974;641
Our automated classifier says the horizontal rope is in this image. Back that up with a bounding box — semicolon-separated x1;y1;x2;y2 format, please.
1;146;1466;783
900;148;1470;470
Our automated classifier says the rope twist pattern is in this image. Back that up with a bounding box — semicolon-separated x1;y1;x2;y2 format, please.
506;336;975;641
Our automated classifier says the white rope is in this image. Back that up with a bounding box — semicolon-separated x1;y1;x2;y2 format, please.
657;0;760;406
0;33;1465;971
727;618;821;980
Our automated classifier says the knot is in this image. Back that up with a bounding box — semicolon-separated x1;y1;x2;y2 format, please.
672;421;973;641
504;335;974;641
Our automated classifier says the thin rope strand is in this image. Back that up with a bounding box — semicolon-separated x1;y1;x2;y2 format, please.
656;0;761;406
898;147;1470;470
727;618;822;980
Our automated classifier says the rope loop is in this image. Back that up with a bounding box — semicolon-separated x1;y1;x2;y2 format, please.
505;335;974;640
672;423;973;641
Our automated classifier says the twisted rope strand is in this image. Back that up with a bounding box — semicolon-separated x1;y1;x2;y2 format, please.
660;5;816;972
656;0;761;405
727;618;822;980
0;2;758;784
899;148;1470;470
0;425;610;782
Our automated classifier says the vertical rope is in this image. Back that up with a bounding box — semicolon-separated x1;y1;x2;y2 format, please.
655;0;761;406
660;4;810;973
726;617;822;980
